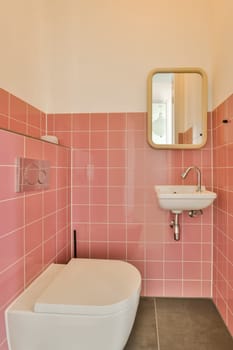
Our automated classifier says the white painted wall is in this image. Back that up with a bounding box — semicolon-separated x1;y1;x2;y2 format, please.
0;0;50;111
0;0;214;113
211;0;233;108
44;0;212;113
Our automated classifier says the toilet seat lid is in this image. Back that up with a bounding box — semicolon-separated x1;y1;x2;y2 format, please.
34;258;141;316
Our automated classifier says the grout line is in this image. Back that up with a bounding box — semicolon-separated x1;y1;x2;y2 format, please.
154;298;161;350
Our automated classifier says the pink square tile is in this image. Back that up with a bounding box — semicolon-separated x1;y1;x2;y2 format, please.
72;187;89;205
44;236;56;265
27;125;40;138
25;245;43;285
0;114;8;129
72;168;89;187
90;131;107;149
54;114;72;131
90;113;108;131
9;118;27;135
145;206;168;224
25;194;43;224
202;281;212;297
57;147;69;168
0;229;24;271
127;242;145;260
0;198;24;237
127;113;145;131
202;225;212;242
183;262;201;280
10;94;27;123
164;280;182;297
79;226;88;246
42;142;57;165
0;89;9;115
202;262;212;280
0;259;24;307
25;137;43;159
183;281;202;297
145;279;164;296
90;241;108;259
44;213;57;240
183;243;202;261
167;150;183;168
0;166;17;200
90;150;107;167
88;168;106;186
145;243;163;260
164;261;182;279
90;187;107;205
57;168;68;188
108;150;126;167
109;187;126;205
44;190;57;216
108;223;126;241
182;225;202;242
46;114;54;132
72;113;90;131
108;113;126;130
109;242;126;259
146;261;163;279
90;205;107;223
109;131;126;148
109;205;126;223
129;188;145;207
57;208;67;231
0;130;24;164
202;244;212;261
127;223;144;242
164;243;182;261
72;131;89;149
57;228;67;252
127;130;146;149
77;241;90;258
25;220;42;254
56;247;68;264
57;188;68;210
73;204;90;222
108;168;126;186
90;223;107;241
28;105;41;129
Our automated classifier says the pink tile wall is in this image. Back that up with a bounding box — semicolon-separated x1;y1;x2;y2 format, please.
0;129;71;349
0;88;46;139
48;112;213;298
212;93;233;336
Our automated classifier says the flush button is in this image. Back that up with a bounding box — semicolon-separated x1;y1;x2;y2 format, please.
38;169;47;184
24;163;39;185
16;157;50;192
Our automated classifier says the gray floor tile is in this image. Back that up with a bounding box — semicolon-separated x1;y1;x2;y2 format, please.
124;297;158;349
156;298;233;350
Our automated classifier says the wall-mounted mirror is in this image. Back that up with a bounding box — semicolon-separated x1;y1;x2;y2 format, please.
147;67;208;149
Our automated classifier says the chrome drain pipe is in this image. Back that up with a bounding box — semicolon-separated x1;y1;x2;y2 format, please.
170;213;180;241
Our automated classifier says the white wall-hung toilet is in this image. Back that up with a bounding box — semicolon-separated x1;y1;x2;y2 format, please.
5;258;141;350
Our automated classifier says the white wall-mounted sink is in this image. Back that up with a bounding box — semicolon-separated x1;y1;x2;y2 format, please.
155;185;217;214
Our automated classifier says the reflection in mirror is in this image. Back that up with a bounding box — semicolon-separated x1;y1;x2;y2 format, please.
147;68;207;149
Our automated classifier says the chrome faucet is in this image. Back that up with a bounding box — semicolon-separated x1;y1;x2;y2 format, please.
181;166;202;192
